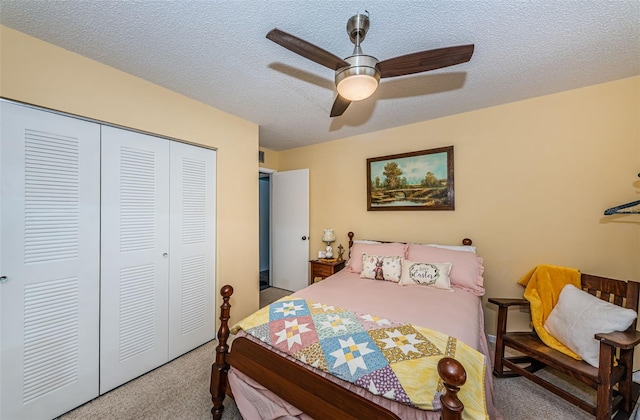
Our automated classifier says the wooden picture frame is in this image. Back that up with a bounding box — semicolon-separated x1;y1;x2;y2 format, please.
367;146;454;211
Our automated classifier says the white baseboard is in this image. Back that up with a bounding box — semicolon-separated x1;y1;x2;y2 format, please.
487;334;496;344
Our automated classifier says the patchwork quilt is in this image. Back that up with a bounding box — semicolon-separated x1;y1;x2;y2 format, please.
232;296;488;419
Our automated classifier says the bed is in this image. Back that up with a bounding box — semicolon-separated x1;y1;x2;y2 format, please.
210;233;499;419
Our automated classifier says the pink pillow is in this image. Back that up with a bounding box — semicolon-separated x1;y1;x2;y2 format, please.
406;244;485;296
348;242;407;273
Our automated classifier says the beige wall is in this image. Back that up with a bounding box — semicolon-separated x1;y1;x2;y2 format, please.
0;26;260;323
259;147;280;171
276;76;640;335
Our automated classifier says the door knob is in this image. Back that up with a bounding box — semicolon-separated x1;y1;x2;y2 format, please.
0;276;7;283
301;236;307;240
162;253;168;257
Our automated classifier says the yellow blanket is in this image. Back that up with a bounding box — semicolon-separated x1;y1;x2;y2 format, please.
518;264;582;359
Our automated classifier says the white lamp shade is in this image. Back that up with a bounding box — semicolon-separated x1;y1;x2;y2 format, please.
322;229;336;243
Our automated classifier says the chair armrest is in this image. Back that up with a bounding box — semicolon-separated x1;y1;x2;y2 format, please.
488;298;529;308
489;298;531;338
595;329;640;350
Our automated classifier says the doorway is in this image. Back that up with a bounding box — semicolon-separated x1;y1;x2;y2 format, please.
259;170;271;290
258;167;310;293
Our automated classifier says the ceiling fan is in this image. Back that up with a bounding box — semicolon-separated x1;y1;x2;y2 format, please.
266;13;474;117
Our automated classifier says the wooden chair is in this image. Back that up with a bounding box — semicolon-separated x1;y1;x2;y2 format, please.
489;273;640;419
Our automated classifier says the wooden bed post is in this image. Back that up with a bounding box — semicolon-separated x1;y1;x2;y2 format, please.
210;285;233;420
347;231;354;257
438;357;466;420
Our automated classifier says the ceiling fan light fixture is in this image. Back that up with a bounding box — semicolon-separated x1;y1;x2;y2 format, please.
336;72;379;101
335;55;380;101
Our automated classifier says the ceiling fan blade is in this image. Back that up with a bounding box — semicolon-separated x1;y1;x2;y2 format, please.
330;95;351;117
377;44;474;79
267;29;350;71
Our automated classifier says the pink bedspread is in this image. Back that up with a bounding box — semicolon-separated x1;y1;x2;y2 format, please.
297;270;484;349
228;270;501;419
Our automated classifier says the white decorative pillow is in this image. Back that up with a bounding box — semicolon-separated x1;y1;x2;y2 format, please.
544;284;638;368
406;244;484;296
399;260;452;290
360;254;403;282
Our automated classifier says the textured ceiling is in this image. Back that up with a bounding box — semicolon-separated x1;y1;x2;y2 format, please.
1;1;638;150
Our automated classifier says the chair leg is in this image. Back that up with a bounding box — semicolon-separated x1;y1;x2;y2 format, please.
596;342;615;420
619;348;634;413
493;306;508;376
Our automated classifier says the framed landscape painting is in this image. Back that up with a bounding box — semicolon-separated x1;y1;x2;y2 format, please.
367;146;454;211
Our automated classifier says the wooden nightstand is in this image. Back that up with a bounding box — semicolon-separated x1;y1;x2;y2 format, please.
309;259;346;285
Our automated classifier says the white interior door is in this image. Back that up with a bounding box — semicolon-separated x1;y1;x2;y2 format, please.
100;126;170;393
168;142;216;360
0;102;100;419
271;169;309;291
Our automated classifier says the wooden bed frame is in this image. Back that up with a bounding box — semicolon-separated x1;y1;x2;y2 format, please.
210;233;474;420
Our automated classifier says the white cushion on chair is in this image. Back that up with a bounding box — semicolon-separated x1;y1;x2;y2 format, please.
544;284;637;368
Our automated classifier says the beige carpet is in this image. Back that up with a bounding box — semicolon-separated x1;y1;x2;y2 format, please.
57;340;241;420
55;287;639;419
495;369;598;419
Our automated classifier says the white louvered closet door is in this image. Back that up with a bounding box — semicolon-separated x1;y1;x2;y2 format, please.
0;102;101;420
168;142;216;360
100;126;170;393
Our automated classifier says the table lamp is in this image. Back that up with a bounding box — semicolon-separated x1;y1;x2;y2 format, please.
322;229;336;258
